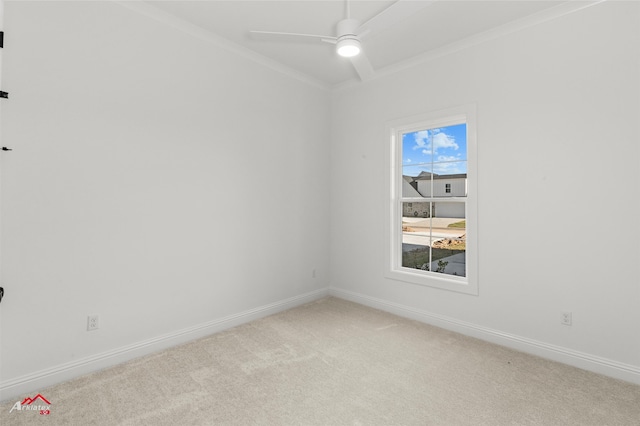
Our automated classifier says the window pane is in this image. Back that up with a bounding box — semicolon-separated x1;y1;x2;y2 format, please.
403;124;468;200
402;164;433;199
402;202;432;270
403;124;467;165
401;206;466;277
431;217;466;277
432;163;468;197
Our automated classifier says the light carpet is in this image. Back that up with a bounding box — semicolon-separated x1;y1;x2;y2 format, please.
1;297;639;425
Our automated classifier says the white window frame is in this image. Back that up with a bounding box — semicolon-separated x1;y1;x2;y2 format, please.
385;105;478;295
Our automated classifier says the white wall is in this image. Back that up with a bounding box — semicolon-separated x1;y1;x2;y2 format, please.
416;178;466;198
330;1;640;382
0;1;330;398
433;202;464;219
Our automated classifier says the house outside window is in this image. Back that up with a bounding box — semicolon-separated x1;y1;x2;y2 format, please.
385;105;478;295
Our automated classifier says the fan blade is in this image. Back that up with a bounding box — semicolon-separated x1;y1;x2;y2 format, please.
357;0;436;39
350;52;375;82
250;30;337;44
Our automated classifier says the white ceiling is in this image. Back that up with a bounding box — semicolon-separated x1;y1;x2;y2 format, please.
145;0;568;87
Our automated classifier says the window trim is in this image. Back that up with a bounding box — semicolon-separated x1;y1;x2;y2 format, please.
385;104;478;295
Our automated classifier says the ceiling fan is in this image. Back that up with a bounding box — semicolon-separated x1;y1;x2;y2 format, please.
249;0;434;82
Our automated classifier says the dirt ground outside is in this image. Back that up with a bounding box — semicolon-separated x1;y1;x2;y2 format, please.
402;216;463;229
402;217;465;239
402;217;466;251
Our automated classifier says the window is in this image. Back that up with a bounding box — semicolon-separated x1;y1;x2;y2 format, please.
385;105;477;295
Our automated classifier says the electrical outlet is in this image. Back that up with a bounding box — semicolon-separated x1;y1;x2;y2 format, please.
87;315;100;331
561;312;572;326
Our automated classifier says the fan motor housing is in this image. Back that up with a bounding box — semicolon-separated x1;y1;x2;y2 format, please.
336;18;360;39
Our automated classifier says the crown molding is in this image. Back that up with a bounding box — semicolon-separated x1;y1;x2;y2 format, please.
113;1;330;91
113;1;606;92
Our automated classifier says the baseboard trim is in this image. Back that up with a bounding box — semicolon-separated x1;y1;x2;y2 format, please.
0;288;329;402
329;287;640;385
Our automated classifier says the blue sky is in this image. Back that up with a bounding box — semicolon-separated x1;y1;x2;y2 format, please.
402;123;467;177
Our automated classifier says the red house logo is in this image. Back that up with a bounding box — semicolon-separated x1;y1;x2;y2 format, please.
9;393;51;415
21;394;51;406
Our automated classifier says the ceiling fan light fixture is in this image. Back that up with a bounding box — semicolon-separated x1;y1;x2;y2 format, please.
336;38;361;57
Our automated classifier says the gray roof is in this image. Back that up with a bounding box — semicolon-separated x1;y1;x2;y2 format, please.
402;179;423;198
409;173;467;181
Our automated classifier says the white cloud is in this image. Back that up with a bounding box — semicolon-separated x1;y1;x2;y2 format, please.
432;132;458;151
436;155;460;162
412;130;429;149
433;162;465;174
412;130;458;154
